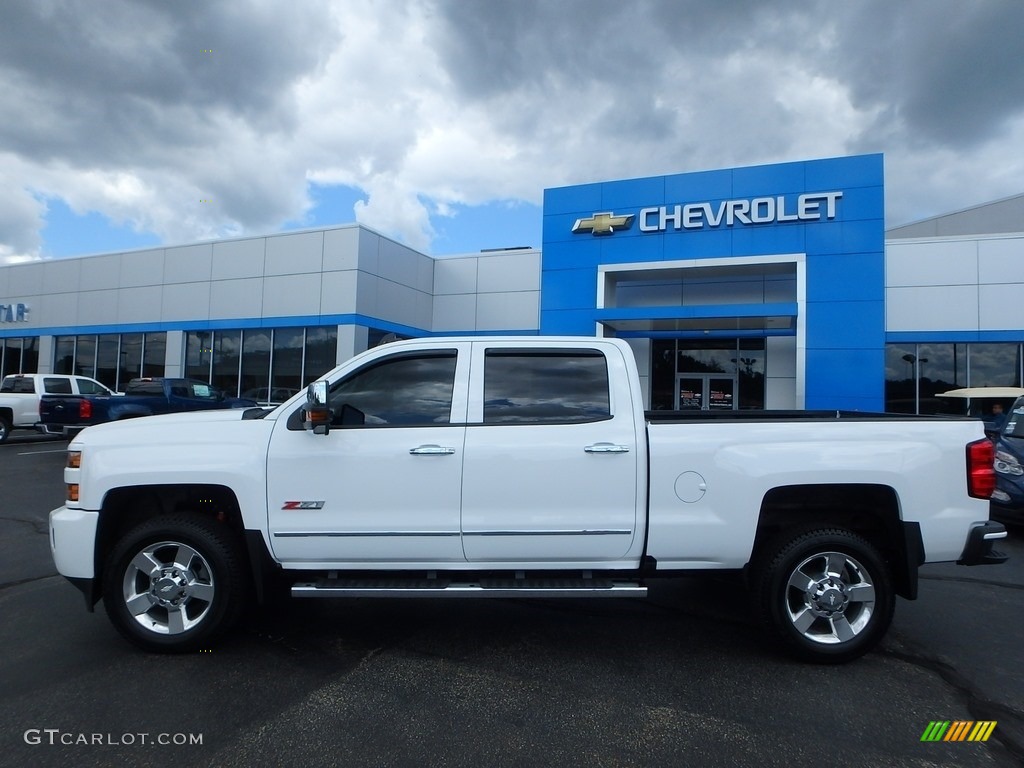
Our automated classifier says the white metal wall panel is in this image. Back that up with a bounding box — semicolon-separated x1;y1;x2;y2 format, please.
377;239;422;289
319;270;359;315
43;259;81;294
118;285;163;324
261;273;322;317
38;291;79;327
434;257;478;295
211;239;265;280
77;288;118;326
357;231;379;273
322;227;359;272
161;281;212;322
432;293;476;331
163;244;213;285
886;285;979;331
415;290;433;330
376;278;425;328
885;240;978;287
9;263;44;296
120;249;165;288
210;278;264;319
979;284;1024;329
978;236;1024;283
476;291;540;331
265;232;324;276
477;252;541;293
354;272;379;316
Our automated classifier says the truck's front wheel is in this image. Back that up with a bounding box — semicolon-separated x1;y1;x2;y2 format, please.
756;529;894;664
0;414;11;443
102;514;247;653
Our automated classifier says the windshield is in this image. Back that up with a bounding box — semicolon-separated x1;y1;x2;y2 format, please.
1004;398;1024;439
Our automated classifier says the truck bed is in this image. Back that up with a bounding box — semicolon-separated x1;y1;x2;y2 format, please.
645;409;971;423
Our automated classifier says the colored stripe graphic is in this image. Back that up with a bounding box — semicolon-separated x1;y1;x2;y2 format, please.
945;721;972;741
968;721;998;742
921;721;997;742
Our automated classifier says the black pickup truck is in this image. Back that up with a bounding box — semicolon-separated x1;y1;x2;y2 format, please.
38;378;257;437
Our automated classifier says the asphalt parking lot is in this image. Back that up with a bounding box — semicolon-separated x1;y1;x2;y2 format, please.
1;433;1022;767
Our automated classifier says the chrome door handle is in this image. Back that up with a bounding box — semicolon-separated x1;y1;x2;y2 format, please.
584;443;630;454
409;444;456;455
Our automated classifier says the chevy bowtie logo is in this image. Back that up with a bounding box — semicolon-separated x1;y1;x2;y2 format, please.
571;211;634;236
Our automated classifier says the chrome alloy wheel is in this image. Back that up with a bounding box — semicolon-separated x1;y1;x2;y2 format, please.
122;541;216;635
784;550;876;645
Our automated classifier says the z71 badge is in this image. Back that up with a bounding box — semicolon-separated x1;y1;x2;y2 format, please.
281;501;326;510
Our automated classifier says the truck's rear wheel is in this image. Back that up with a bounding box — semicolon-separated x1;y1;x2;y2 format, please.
756;528;894;663
102;514;247;653
0;414;11;443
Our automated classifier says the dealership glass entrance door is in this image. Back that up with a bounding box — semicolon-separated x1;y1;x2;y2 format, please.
676;374;737;410
651;338;766;410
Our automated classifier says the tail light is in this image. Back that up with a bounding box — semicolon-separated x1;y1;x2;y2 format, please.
79;399;92;419
966;438;995;499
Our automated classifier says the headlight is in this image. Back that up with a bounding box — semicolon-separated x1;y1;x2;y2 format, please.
994;450;1023;476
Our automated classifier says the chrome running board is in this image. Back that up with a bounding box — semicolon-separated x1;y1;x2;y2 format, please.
291;577;647;599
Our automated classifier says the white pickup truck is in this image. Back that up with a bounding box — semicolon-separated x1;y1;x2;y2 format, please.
0;373;115;443
49;337;1008;663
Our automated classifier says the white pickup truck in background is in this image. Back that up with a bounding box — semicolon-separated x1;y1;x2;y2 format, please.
0;373;115;443
49;337;1008;663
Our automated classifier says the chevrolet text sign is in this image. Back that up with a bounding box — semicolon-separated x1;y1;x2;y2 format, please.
572;191;842;236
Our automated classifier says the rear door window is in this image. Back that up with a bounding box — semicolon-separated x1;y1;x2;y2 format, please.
43;378;73;394
482;350;611;424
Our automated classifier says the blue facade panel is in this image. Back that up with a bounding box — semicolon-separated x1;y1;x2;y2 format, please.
541;154;886;410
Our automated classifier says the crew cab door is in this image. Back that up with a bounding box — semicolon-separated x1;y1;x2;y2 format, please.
460;341;641;563
266;342;470;564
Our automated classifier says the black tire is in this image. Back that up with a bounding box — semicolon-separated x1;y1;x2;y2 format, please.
755;528;894;664
102;513;249;653
0;415;11;444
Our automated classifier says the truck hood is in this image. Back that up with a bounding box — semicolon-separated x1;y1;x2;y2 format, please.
70;407;277;448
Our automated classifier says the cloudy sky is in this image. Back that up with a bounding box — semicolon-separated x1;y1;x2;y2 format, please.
2;0;1023;265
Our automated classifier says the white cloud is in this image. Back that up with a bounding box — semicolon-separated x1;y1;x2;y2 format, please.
1;0;1023;262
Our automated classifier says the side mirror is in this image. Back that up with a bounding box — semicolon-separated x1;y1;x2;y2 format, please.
304;381;331;435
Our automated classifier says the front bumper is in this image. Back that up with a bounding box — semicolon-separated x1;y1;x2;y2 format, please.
957;520;1009;566
49;506;99;578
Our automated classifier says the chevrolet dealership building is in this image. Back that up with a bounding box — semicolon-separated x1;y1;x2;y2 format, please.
2;153;1023;413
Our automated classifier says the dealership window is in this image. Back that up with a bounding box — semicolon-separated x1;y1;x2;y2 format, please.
211;330;242;395
650;338;766;410
119;333;143;387
184;326;338;403
75;336;97;379
53;333;167;390
1;337;39;377
885;342;1023;414
143;332;165;377
240;329;272;399
271;327;304;399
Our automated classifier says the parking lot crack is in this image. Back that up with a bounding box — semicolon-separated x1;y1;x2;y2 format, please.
880;646;1024;763
0;572;59;592
919;573;1024;591
0;515;48;535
